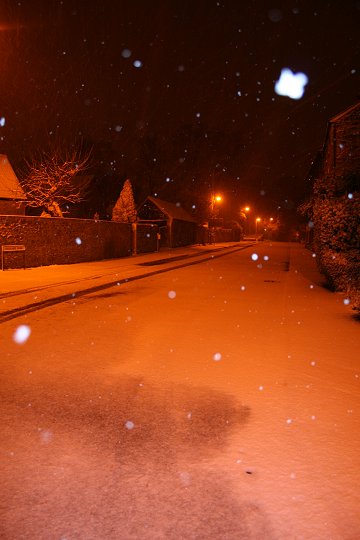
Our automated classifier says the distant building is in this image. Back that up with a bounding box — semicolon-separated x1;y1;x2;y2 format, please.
0;154;27;215
137;196;198;247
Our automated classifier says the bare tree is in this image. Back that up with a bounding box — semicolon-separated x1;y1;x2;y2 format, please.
21;147;92;217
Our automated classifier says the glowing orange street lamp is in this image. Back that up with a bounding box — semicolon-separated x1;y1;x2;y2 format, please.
240;206;251;236
210;193;223;215
255;217;261;236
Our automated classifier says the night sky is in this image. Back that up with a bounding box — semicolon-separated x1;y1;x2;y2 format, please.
0;0;359;219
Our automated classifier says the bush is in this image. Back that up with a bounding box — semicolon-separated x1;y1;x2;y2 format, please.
312;191;360;310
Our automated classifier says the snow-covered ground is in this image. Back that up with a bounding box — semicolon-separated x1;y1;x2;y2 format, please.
1;242;359;539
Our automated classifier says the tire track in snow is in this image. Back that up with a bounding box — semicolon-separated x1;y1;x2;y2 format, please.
0;244;256;323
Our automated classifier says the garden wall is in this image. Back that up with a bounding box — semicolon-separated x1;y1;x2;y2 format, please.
0;216;158;269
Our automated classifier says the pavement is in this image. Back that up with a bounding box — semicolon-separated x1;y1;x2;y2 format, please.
0;241;257;322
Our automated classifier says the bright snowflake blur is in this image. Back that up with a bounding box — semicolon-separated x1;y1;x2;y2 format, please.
275;68;309;100
13;325;31;344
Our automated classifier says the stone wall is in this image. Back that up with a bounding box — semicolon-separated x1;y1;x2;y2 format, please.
0;216;158;269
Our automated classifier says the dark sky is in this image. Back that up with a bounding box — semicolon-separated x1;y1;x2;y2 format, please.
0;0;359;217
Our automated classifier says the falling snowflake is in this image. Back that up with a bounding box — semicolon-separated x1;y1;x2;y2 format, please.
13;325;31;344
268;8;283;22
125;421;135;430
168;290;176;299
213;352;222;361
179;471;191;485
275;68;308;100
40;430;53;444
251;253;258;261
75;237;82;245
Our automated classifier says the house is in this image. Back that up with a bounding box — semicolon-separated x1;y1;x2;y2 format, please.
0;154;27;215
316;101;360;190
303;101;360;246
137;196;198;247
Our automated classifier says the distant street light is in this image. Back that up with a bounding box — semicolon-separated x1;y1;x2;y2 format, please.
210;193;223;216
240;206;251;236
255;217;261;236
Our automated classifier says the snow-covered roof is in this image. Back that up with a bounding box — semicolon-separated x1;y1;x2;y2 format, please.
140;196;197;223
0;154;27;200
330;101;360;123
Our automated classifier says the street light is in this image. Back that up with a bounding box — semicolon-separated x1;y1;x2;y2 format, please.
210;193;223;216
240;206;251;237
240;206;250;216
255;217;261;236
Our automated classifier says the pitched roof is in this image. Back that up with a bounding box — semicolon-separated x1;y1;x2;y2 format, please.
0;154;27;200
143;196;197;223
330;101;360;123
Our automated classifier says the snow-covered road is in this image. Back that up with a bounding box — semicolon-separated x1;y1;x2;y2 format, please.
1;242;359;539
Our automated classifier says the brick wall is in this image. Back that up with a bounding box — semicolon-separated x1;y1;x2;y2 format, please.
0;216;158;269
324;105;360;178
